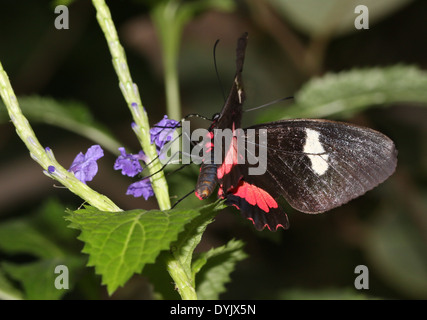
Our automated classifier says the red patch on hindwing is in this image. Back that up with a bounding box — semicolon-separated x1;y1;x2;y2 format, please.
231;180;278;213
218;180;288;231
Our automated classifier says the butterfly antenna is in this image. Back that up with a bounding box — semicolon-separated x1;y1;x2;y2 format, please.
244;96;294;113
181;113;212;122
138;111;215;181
171;188;195;209
213;39;227;103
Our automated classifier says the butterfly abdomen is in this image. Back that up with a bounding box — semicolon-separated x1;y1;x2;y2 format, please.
195;163;218;200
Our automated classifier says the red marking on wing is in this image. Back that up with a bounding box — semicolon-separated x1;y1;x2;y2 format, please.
205;142;214;153
230;180;278;213
219;183;288;231
218;184;227;200
246;217;284;231
231;203;240;210
217;135;238;179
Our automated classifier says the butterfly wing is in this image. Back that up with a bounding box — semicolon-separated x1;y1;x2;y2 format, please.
218;119;397;230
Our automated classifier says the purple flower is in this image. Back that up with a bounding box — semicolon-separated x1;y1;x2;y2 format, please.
126;179;154;200
114;147;147;177
114;147;154;200
150;115;180;150
69;145;104;184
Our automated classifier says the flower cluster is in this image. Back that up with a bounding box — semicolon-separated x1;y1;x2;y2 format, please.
117;115;179;199
113;147;154;200
68;115;179;201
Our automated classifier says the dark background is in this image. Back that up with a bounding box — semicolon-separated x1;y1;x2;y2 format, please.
0;0;426;299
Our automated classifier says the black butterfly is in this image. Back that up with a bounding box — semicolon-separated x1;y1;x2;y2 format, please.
194;32;397;231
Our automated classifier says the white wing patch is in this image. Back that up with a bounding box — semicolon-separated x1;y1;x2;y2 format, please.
235;78;243;104
303;128;329;175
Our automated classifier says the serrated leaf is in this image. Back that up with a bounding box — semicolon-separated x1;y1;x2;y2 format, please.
172;201;226;279
194;239;247;300
0;96;122;154
142;202;225;300
260;65;427;122
2;257;84;300
66;206;203;295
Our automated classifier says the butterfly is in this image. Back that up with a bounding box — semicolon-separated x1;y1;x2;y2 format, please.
194;32;397;231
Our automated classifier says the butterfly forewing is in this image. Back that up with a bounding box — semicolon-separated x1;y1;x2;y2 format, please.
195;33;247;200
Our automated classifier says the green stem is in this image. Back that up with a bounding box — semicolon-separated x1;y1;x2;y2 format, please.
0;62;121;213
165;255;197;300
151;1;201;300
164;54;181;121
91;0;198;300
151;1;184;121
91;0;171;211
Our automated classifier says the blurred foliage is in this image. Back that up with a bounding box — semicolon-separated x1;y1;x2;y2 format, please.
278;287;373;300
259;65;427;121
0;96;122;154
0;199;87;299
269;0;413;37
0;0;426;300
364;201;427;298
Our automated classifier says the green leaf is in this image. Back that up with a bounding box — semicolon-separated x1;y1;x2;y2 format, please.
32;198;79;244
0;220;65;259
259;65;427;122
0;267;24;300
143;201;225;300
51;0;76;7
364;202;427;299
2;257;84;300
66;205;204;295
0;199;86;300
277;288;374;300
171;201;226;280
194;239;247;300
0;96;122;154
